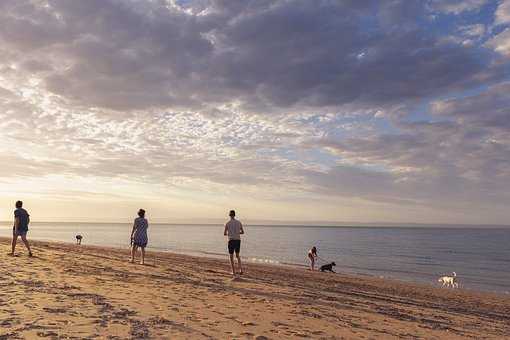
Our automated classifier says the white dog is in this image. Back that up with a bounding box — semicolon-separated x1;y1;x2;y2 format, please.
438;272;458;288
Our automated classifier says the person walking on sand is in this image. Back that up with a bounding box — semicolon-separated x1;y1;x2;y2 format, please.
130;209;148;265
308;246;318;271
224;210;244;277
10;201;33;257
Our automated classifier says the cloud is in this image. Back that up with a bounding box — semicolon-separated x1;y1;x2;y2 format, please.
308;83;510;208
0;0;509;223
309;129;510;210
495;0;510;25
0;0;213;110
485;0;510;56
0;0;500;113
0;155;61;178
458;24;486;38
0;86;311;192
429;0;488;14
486;28;510;56
432;82;510;128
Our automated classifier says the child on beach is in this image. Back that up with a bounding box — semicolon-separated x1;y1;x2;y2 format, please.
224;210;244;277
130;209;149;265
308;246;318;271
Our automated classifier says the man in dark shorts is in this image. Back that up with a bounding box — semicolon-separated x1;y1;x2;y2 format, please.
10;200;33;257
224;210;244;277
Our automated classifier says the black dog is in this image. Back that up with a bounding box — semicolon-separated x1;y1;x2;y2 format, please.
320;262;336;273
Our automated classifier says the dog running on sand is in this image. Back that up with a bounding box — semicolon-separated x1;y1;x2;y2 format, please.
438;272;458;288
320;262;336;273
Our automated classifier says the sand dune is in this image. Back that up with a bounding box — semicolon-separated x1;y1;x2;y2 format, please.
0;238;509;339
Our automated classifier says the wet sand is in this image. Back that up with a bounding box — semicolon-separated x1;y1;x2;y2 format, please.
0;237;509;339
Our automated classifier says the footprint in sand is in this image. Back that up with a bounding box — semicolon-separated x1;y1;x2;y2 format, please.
43;307;68;314
37;331;59;338
293;332;310;338
271;321;290;328
0;317;19;327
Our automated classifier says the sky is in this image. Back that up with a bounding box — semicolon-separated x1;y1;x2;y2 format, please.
0;0;509;224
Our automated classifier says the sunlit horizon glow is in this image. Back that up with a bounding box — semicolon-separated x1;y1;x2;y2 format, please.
1;0;510;225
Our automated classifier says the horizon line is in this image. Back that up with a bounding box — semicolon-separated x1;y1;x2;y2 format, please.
0;219;509;228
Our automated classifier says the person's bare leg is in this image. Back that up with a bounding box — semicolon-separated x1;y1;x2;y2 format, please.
21;234;32;256
10;231;17;255
236;252;243;274
310;258;315;271
229;253;236;276
130;245;138;263
140;247;145;265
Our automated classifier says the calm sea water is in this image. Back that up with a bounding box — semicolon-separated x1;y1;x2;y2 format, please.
1;222;509;294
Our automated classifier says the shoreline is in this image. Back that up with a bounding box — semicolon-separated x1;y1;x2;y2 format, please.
1;238;510;338
1;235;508;296
0;236;510;297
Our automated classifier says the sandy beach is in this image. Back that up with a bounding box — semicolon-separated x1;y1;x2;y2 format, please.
0;238;509;339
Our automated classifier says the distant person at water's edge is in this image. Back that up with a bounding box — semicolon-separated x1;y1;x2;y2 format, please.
224;210;244;277
10;201;33;257
130;209;148;265
308;246;318;270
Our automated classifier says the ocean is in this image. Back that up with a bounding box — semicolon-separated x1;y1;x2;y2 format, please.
1;222;509;294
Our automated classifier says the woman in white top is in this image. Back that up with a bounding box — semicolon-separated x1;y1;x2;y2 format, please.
308;246;318;271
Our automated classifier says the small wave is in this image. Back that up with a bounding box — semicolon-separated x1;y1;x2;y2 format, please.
250;257;281;265
200;251;225;257
281;262;308;268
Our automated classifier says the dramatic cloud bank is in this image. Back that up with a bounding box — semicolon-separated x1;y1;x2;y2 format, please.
0;0;509;224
